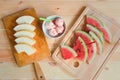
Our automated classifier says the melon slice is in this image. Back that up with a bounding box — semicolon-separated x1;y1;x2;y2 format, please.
75;30;97;64
73;37;88;62
60;44;77;60
14;24;36;31
16;15;35;24
14;43;36;55
89;31;103;55
15;36;36;45
85;24;105;43
14;30;36;38
86;15;112;43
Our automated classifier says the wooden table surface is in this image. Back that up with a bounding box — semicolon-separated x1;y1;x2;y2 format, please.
0;0;120;80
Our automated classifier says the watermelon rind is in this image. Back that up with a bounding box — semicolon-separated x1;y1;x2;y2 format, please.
75;30;97;64
78;37;88;62
103;23;112;43
61;44;77;58
86;24;105;43
86;14;112;43
89;31;103;55
75;30;92;41
89;40;97;64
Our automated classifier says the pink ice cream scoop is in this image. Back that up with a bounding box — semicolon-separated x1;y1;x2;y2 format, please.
49;28;58;37
55;18;64;27
46;22;56;30
56;26;64;34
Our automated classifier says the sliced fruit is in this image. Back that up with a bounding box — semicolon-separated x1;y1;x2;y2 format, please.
60;44;77;60
85;24;105;43
15;36;36;45
14;30;36;38
73;37;88;62
89;31;103;55
16;15;35;24
86;15;112;43
14;24;36;31
14;43;36;55
75;30;97;64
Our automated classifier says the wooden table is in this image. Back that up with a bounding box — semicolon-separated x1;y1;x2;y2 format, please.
0;0;120;80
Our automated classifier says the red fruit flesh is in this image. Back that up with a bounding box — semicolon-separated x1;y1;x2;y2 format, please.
75;31;96;64
73;38;87;61
61;48;73;59
86;16;111;43
60;45;77;60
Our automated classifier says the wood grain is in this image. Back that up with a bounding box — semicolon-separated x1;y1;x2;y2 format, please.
0;0;120;80
2;8;51;67
33;61;45;80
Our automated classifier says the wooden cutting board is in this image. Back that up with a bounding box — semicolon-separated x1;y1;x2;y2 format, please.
2;8;51;67
52;6;120;80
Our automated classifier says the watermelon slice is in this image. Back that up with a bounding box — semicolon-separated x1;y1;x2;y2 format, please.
85;24;105;43
86;15;112;43
60;44;77;60
75;30;97;64
89;31;103;55
73;37;88;62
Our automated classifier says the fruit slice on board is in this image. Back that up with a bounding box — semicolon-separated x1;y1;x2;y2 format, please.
86;14;112;43
60;44;77;60
14;30;36;38
14;43;36;55
15;36;36;46
14;24;36;31
16;15;35;24
75;30;97;64
89;31;103;55
73;36;88;62
85;24;105;43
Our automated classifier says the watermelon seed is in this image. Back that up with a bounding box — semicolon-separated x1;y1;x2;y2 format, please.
74;61;79;68
77;48;80;52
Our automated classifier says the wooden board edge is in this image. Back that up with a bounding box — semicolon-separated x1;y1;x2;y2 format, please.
86;4;120;28
85;5;120;80
92;39;120;80
2;8;35;20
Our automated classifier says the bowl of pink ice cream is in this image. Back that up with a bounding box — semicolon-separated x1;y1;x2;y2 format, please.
42;15;66;39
